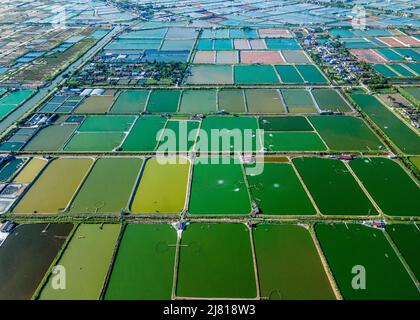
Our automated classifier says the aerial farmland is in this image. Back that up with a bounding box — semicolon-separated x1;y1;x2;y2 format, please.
0;0;419;307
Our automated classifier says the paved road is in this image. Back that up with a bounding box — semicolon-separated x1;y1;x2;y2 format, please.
0;26;123;134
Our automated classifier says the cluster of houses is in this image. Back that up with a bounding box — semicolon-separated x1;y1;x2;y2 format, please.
391;99;420;129
75;60;183;85
403;108;419;129
303;33;360;83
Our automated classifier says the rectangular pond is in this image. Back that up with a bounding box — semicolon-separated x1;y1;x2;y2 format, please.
23;125;77;151
293;157;377;216
75;96;116;114
276;65;304;84
178;90;217;114
121;116;167;151
308;116;385;151
259;116;313;131
12;158;47;184
64;132;126;152
245;89;285;113
311;89;351;113
185;65;233;85
349;157;420;217
386;224;420;281
176;223;257;299
131;158;189;214
254;224;335;300
315;224;419;299
281;89;317;113
69;158;143;214
350;94;420;155
146;90;180;113
199;116;260;152
264;132;327;152
234;66;280;84
0;223;73;300
245;163;316;215
157;120;199;152
39;224;121;300
105;224;176;300
188;157;251;215
13;158;93;214
218;89;246;113
110;90;149;113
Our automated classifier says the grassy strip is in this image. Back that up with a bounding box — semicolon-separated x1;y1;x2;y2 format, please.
99;222;127;300
399;156;420;181
7;215;124;225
